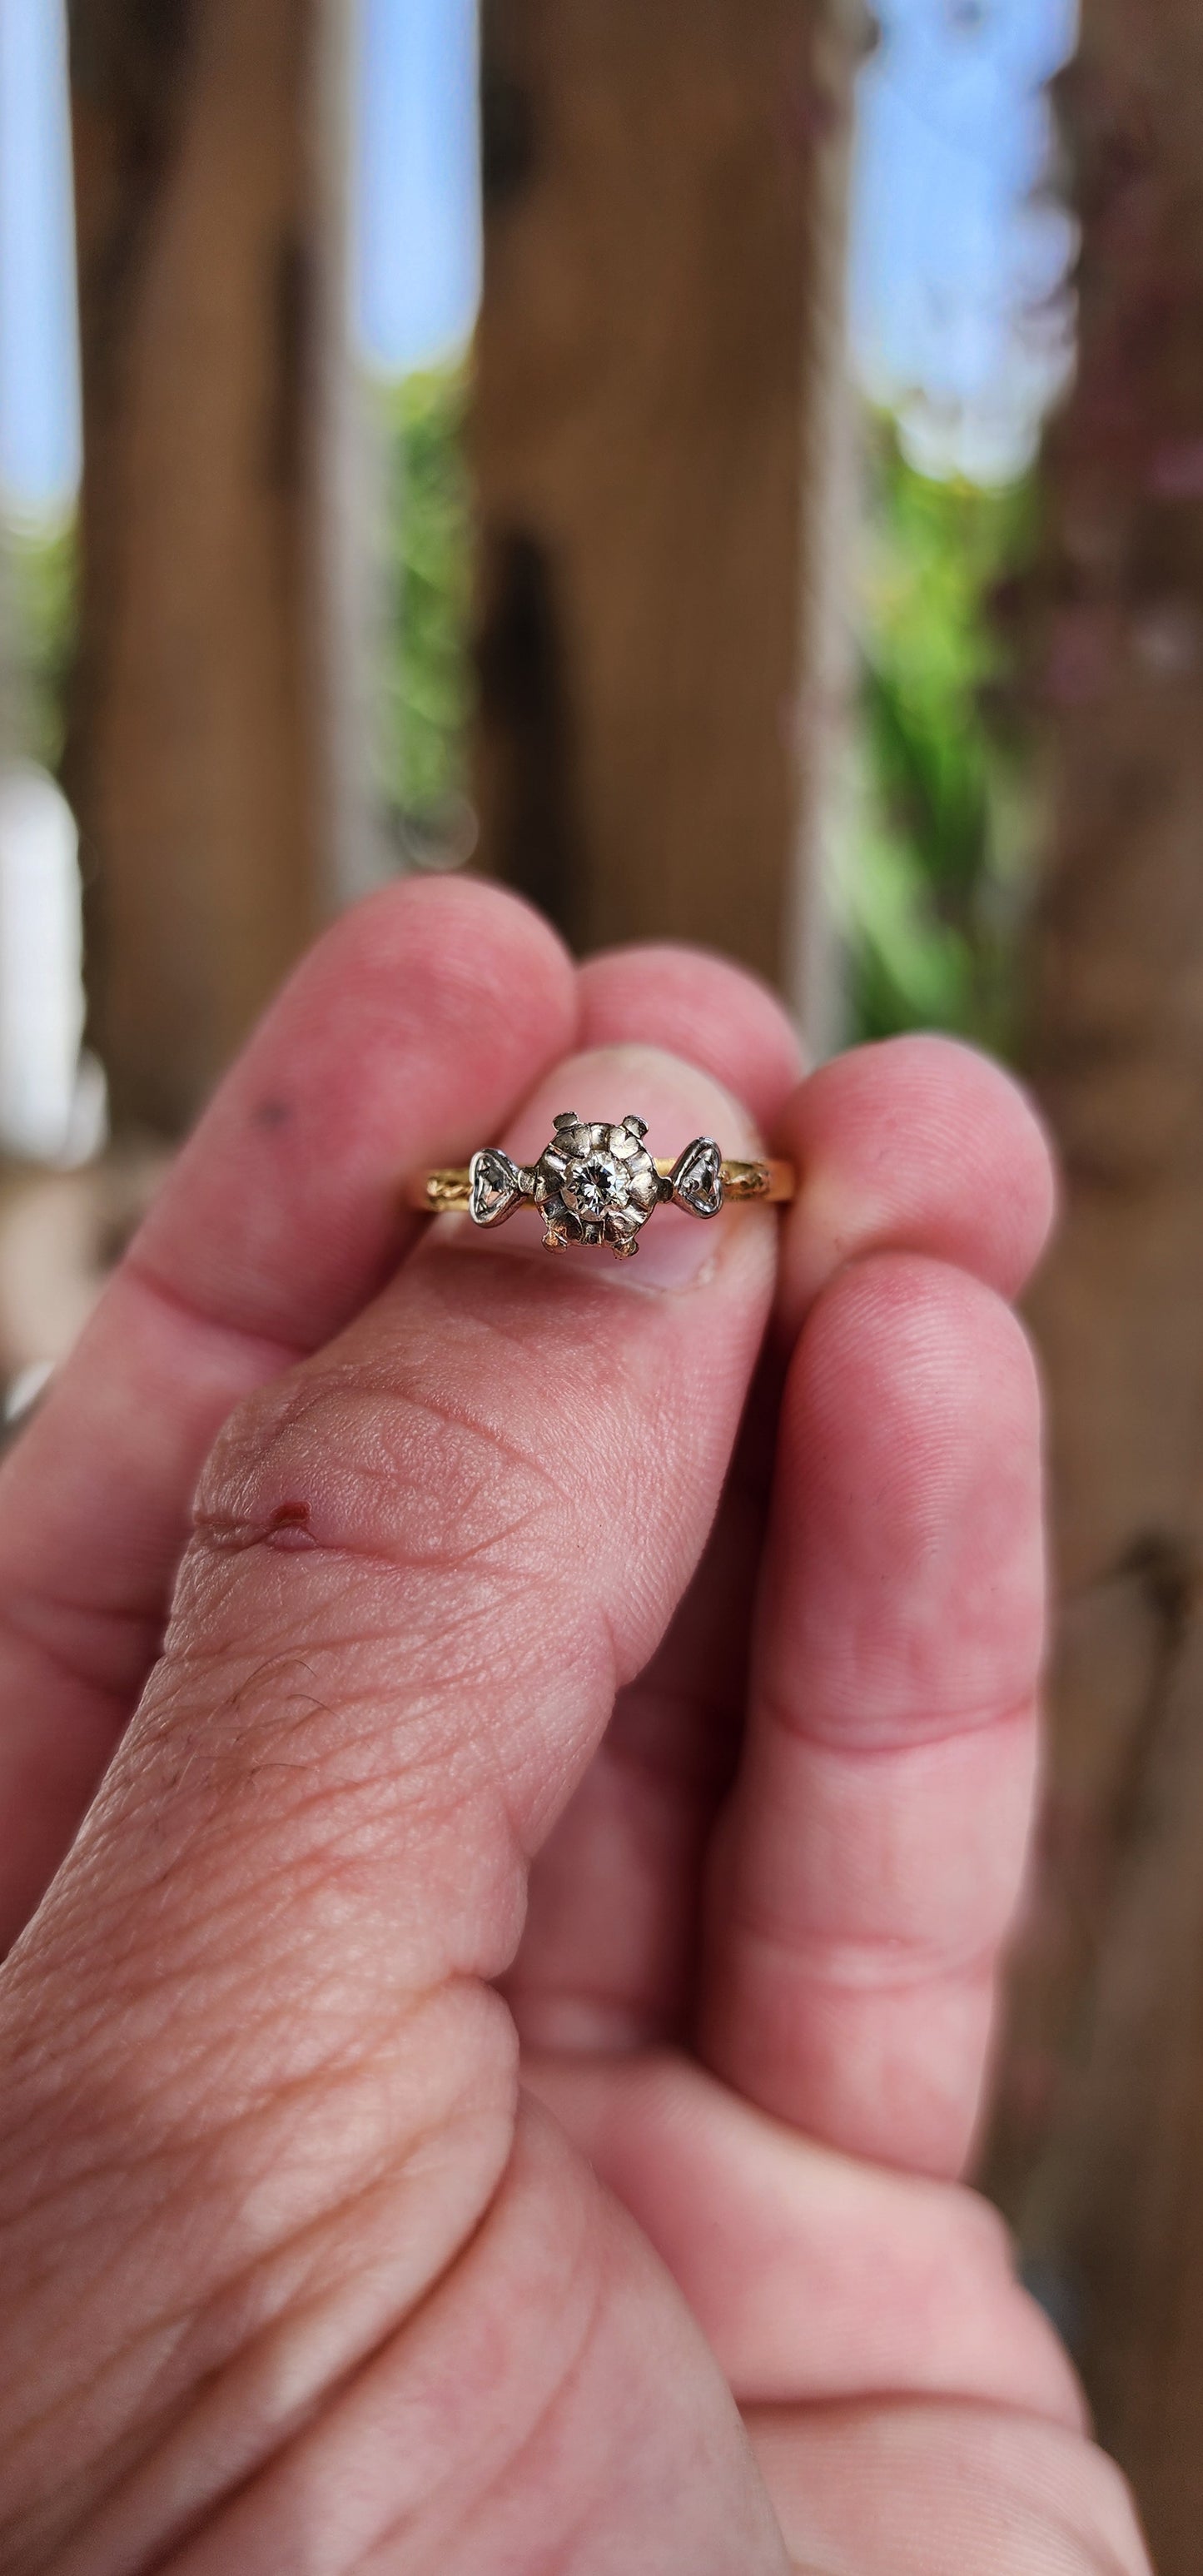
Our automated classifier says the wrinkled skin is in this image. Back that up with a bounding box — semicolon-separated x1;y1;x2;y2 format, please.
0;882;1151;2574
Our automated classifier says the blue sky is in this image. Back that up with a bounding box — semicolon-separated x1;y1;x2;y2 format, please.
0;0;78;515
853;0;1078;479
0;0;1076;518
355;0;481;372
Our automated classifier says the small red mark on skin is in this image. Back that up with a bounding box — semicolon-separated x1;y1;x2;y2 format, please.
266;1500;316;1550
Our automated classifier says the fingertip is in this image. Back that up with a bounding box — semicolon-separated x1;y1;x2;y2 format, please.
134;874;580;1350
304;872;578;1033
776;1035;1057;1337
578;942;803;1129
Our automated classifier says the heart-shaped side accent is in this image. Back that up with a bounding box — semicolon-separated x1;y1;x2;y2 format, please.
469;1148;526;1228
669;1136;724;1219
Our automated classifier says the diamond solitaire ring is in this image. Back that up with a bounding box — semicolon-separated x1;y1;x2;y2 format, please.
410;1113;795;1260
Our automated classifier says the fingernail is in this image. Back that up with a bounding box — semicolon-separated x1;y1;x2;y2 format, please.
604;1200;727;1290
450;1191;729;1290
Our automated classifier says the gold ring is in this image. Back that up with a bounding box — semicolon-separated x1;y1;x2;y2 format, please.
410;1111;795;1261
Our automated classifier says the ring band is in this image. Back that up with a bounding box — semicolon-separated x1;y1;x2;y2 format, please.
410;1111;795;1261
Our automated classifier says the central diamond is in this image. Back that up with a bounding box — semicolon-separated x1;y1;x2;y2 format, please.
564;1151;628;1221
534;1115;661;1257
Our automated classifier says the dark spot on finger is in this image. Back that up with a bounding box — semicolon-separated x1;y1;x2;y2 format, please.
266;1500;316;1550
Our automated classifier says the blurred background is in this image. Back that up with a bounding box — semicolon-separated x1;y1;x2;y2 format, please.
1;0;1201;2560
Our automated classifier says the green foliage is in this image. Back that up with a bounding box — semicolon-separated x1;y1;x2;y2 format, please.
3;515;76;774
842;418;1036;1054
372;364;475;856
365;385;1039;1051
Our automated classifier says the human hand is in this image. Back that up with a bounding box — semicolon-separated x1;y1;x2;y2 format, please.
0;880;1149;2572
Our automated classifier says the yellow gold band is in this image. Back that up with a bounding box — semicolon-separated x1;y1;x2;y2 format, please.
410;1156;795;1216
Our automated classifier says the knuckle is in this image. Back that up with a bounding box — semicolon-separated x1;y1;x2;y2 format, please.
191;1356;565;1587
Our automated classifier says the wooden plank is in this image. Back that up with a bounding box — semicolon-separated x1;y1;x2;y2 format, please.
67;0;349;1136
982;5;1203;2562
471;0;860;1003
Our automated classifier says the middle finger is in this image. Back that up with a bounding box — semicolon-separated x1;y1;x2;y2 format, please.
699;1037;1057;2180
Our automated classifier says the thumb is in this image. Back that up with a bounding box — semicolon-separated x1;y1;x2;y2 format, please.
0;1043;778;2569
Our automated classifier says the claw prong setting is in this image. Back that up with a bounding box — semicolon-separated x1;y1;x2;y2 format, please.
465;1120;733;1251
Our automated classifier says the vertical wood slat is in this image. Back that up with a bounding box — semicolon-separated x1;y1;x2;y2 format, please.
67;0;347;1138
984;4;1203;2564
470;0;861;1008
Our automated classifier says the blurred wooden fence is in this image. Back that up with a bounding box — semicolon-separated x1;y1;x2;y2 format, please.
472;0;858;1013
67;0;355;1135
67;0;861;1140
4;0;1201;2564
985;7;1203;2569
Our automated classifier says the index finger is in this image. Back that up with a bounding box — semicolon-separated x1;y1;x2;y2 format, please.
0;876;576;1942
